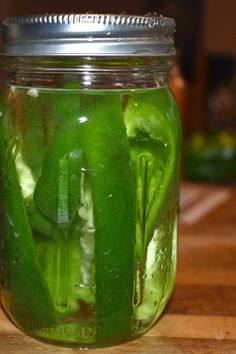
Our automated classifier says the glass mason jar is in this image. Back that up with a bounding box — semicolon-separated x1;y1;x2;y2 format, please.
0;14;181;348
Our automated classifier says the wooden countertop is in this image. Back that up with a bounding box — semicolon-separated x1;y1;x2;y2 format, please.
1;181;236;354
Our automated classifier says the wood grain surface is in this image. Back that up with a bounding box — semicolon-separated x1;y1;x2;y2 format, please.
1;181;236;354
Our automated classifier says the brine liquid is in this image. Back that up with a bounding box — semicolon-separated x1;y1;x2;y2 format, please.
0;86;180;347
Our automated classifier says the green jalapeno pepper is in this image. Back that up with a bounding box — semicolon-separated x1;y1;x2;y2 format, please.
34;87;83;314
125;90;179;238
0;127;57;330
80;93;136;344
14;90;55;238
124;88;180;303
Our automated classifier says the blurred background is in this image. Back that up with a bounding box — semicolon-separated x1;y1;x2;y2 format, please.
1;0;236;183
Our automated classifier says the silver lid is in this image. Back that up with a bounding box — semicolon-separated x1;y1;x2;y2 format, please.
1;13;176;57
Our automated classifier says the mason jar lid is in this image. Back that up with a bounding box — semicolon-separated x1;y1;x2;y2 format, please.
1;13;175;57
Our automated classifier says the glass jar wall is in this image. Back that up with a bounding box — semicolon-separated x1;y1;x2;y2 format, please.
0;14;181;348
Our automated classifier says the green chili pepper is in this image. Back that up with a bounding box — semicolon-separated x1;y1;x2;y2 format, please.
125;88;180;240
0;135;57;330
19;85;82;235
12;90;55;238
124;89;180;303
34;87;83;313
34;86;82;225
34;127;82;225
19;92;48;181
80;94;136;344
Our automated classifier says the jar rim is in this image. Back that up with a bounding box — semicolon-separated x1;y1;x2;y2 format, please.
1;13;176;57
